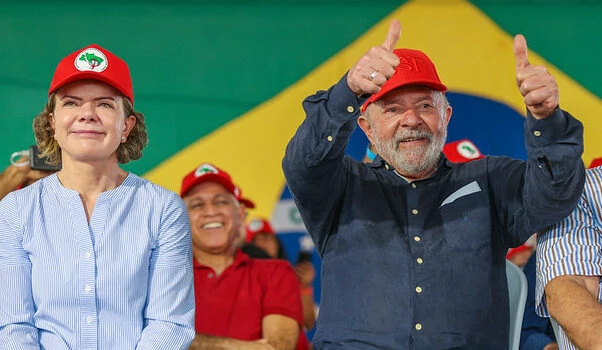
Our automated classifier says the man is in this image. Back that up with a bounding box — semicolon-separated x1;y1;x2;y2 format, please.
181;163;304;350
536;165;602;350
282;19;585;349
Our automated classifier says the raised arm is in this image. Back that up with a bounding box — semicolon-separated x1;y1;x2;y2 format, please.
491;35;585;246
282;20;401;249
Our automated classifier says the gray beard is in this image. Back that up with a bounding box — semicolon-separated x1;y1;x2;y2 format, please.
374;126;447;178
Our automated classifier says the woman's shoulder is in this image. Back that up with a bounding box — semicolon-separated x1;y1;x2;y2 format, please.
126;173;182;202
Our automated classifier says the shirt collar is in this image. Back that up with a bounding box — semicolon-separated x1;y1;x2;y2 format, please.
193;249;250;269
368;153;452;181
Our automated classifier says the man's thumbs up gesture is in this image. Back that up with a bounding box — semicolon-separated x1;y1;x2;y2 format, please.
514;34;559;119
347;20;401;97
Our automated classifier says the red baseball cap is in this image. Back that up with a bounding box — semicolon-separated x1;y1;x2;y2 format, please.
245;217;275;242
443;139;485;163
237;187;256;209
361;48;447;113
48;44;134;105
180;163;240;198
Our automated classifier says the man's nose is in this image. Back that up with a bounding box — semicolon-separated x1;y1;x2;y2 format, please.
399;108;423;128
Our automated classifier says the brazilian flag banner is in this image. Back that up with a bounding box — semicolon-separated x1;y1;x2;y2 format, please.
1;1;600;332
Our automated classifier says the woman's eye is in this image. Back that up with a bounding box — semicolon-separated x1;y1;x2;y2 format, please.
99;102;114;109
63;101;76;107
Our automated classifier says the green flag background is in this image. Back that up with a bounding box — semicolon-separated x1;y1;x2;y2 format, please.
1;0;601;219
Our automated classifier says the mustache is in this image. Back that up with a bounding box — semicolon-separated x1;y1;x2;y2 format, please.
393;128;433;143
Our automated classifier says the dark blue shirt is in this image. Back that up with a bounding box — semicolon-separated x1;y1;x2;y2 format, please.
282;76;585;350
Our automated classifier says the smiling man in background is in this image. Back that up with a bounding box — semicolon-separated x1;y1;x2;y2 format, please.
181;163;304;350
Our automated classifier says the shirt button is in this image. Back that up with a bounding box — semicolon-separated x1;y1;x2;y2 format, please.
411;209;419;215
414;236;421;242
85;285;91;292
411;183;416;188
327;136;333;142
416;258;423;264
415;286;422;293
208;273;214;278
346;106;355;113
415;323;422;331
85;252;91;259
385;164;390;170
533;130;542;137
86;316;93;324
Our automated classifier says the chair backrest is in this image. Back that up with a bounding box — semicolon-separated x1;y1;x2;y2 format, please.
506;259;528;350
550;317;562;341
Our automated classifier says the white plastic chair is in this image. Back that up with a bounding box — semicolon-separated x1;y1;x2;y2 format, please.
506;259;528;350
550;318;562;341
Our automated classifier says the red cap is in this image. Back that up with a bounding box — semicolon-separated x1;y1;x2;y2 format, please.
237;187;256;209
443;139;485;163
361;48;447;113
589;158;602;169
180;163;240;198
49;44;134;105
245;217;275;242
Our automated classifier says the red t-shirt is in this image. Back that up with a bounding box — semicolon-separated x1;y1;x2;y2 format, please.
194;250;304;343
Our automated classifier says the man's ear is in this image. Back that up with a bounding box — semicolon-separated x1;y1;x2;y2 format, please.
358;115;375;146
445;105;453;125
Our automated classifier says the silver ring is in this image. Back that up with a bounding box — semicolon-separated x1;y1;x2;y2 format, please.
369;70;378;80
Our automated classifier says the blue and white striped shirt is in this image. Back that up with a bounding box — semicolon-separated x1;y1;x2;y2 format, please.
0;173;196;349
536;166;602;350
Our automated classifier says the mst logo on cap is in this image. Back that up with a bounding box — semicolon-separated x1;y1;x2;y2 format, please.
443;139;485;163
49;44;134;104
195;163;219;177
74;48;108;73
181;162;241;198
456;140;482;160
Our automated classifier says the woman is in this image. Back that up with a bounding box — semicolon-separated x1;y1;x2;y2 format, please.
0;44;195;349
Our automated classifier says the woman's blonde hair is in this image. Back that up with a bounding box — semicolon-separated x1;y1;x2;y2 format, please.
32;93;148;165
